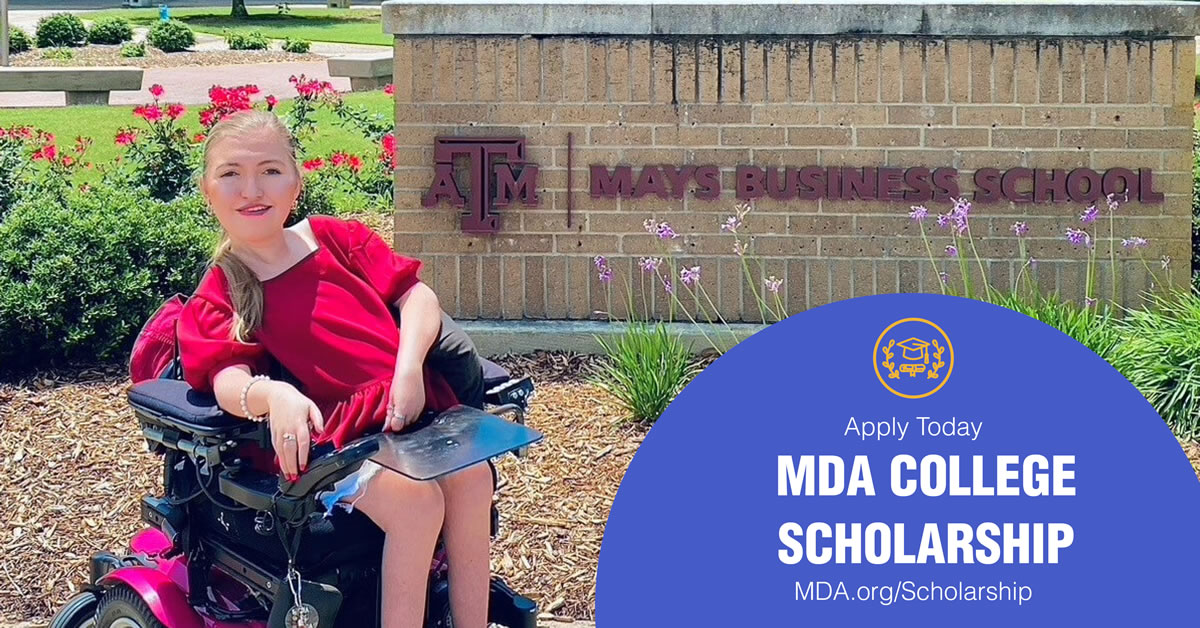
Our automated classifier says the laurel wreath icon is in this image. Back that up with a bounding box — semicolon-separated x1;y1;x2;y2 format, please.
881;339;900;379
927;340;945;379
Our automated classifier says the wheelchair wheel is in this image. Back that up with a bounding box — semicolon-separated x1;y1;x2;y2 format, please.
48;591;99;628
93;584;166;628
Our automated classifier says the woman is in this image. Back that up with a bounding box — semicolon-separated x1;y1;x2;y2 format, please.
177;109;492;628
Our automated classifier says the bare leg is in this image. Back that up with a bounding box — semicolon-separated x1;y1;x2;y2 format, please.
436;462;493;628
355;469;445;628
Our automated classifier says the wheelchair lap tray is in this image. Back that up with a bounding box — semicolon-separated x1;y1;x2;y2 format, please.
367;405;543;481
128;378;245;436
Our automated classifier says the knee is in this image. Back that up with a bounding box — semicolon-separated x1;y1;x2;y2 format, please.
439;462;493;499
363;473;445;534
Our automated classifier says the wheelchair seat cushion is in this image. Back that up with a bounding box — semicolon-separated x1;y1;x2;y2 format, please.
128;378;242;434
480;357;510;389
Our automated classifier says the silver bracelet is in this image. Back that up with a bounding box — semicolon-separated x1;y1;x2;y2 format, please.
240;375;271;422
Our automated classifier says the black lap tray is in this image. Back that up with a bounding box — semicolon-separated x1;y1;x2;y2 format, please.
369;405;542;481
128;379;243;436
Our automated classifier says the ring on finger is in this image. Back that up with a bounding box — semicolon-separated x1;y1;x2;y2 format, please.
283;433;297;444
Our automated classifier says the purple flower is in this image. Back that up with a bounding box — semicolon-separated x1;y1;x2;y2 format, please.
638;257;663;273
948;198;972;235
1011;221;1029;237
951;197;972;219
945;245;958;258
936;213;951;229
680;265;701;287
1029;257;1038;270
1066;228;1092;248
733;240;747;256
1106;192;1125;213
598;266;613;284
643;218;658;234
939;272;949;285
661;276;674;294
909;205;928;222
1121;236;1148;250
593;255;608;270
1085;297;1097;308
1080;204;1099;225
721;215;742;233
656;222;679;240
764;276;783;294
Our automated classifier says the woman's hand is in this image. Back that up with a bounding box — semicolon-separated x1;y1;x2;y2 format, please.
265;382;325;481
387;366;426;432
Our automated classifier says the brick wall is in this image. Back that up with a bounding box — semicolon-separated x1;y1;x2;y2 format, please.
392;36;1195;322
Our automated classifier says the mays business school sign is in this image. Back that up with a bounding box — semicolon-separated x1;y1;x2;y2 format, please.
421;136;1164;234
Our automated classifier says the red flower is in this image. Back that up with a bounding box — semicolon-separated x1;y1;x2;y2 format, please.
193;133;207;143
379;133;397;169
61;155;75;167
348;155;363;173
149;84;164;98
166;104;186;120
115;130;137;146
383;83;395;95
330;152;349;168
303;158;325;171
134;105;163;123
199;109;217;128
73;136;91;154
266;95;278;109
33;144;57;162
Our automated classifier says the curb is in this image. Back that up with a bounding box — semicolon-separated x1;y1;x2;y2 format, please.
460;319;767;357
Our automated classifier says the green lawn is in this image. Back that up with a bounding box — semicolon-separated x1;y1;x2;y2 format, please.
3;91;395;181
82;7;390;47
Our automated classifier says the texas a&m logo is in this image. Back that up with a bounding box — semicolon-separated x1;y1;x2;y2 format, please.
421;137;540;234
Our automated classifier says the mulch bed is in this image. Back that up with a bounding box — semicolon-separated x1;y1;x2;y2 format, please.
0;352;639;624
8;46;324;69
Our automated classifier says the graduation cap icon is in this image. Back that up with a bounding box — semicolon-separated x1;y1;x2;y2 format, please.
897;337;930;363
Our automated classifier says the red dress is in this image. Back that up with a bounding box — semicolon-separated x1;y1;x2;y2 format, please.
177;216;459;453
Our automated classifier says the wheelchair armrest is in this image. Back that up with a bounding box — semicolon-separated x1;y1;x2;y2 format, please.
280;435;381;498
217;435;381;517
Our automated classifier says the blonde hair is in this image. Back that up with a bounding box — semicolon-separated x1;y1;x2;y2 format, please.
200;110;302;343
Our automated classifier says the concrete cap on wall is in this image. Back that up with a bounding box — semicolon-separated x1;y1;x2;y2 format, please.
382;0;1200;37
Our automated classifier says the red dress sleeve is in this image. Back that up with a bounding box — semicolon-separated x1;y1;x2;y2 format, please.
344;219;424;305
177;294;268;393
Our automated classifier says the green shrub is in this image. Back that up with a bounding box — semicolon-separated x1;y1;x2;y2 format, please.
989;291;1122;362
225;30;270;51
40;47;74;61
35;13;88;48
591;322;702;423
0;134;25;221
87;17;134;45
120;42;147;58
7;27;32;55
1109;290;1200;439
1192;128;1199;288
282;37;310;54
0;184;217;375
148;19;194;52
289;176;337;226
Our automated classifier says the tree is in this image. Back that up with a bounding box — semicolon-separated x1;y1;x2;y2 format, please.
231;0;249;18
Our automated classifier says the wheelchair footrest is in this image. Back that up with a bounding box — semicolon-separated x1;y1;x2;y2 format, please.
488;577;538;628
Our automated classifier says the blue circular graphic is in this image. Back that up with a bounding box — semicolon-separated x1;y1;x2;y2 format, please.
596;293;1200;625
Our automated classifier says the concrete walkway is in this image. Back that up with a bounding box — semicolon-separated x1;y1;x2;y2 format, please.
0;9;393;107
0;60;352;107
